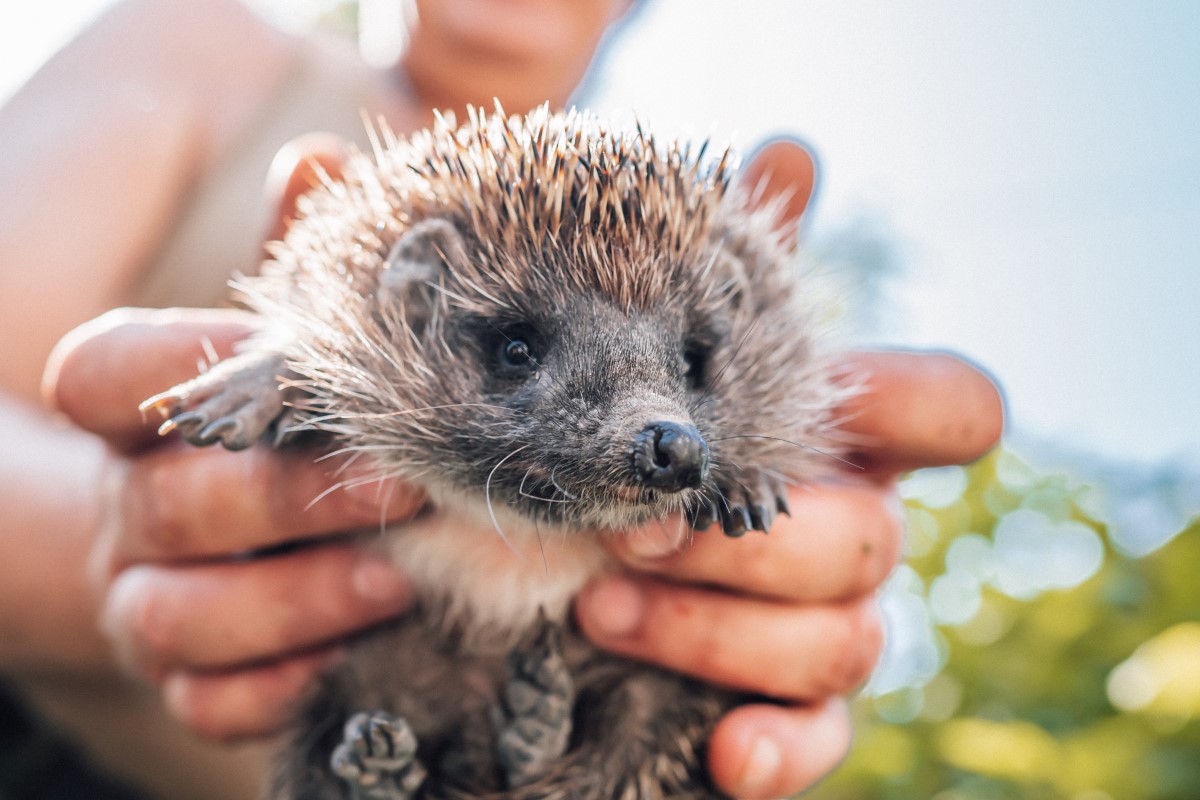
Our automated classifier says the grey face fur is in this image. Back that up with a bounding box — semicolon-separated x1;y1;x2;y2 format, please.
393;240;717;528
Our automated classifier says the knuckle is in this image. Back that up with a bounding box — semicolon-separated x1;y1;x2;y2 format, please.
823;485;903;600
856;601;886;667
108;567;178;665
728;539;776;592
250;449;289;525
166;677;234;742
256;448;340;534
654;592;726;676
131;459;195;555
858;491;905;592
812;603;881;697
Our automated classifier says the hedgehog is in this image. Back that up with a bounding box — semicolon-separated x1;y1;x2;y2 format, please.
142;105;852;800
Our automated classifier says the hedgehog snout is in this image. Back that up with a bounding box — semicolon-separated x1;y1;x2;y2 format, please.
631;421;710;492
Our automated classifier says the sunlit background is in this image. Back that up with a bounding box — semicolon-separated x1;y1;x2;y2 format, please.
3;2;1197;798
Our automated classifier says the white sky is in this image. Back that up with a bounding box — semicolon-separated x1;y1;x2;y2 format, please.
4;0;1198;468
590;1;1200;469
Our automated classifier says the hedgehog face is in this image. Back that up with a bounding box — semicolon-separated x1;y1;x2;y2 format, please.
266;109;846;535
436;291;721;530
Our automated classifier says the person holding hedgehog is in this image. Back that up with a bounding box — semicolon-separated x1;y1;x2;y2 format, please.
0;1;1002;799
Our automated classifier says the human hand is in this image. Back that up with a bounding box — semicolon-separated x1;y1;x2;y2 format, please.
44;308;425;740
572;139;1004;798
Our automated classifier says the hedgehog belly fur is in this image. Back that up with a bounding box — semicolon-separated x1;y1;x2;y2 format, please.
383;488;611;643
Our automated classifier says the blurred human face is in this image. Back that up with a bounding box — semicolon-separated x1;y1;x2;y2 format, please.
411;0;631;65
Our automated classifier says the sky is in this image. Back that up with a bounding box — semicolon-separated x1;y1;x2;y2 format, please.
587;1;1200;471
3;1;1197;472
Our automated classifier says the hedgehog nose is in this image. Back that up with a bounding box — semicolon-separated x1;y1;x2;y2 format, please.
633;421;710;492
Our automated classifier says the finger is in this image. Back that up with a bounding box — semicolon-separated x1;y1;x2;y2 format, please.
835;350;1004;475
263;133;349;244
576;579;883;701
163;650;337;742
111;440;423;563
740;138;818;237
45;307;260;451
609;481;902;603
104;544;410;673
707;700;851;800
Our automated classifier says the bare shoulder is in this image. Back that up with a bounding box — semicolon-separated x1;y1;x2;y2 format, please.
0;0;297;398
30;0;295;151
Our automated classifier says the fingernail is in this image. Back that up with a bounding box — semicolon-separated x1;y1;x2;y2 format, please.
624;518;688;560
737;734;783;798
580;575;645;638
351;554;411;604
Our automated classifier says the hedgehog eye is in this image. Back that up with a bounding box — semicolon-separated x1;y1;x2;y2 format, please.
682;344;710;391
493;330;541;378
501;338;533;368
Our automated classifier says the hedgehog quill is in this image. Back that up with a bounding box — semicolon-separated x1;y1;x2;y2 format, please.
143;105;852;800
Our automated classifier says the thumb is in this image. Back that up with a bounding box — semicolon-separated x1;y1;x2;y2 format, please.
738;137;819;245
262;132;351;246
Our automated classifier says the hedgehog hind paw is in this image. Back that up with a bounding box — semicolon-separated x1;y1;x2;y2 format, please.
332;711;428;800
142;351;294;450
494;617;575;788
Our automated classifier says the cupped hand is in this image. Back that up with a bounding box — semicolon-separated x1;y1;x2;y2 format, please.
576;350;1002;798
45;307;425;740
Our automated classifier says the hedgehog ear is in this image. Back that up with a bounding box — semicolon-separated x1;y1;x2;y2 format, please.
739;138;818;248
377;218;466;315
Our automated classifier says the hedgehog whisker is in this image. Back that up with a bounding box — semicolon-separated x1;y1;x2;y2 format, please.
301;467;403;514
534;518;549;575
304;402;511;428
338;402;513;420
705;434;859;472
549;463;580;501
516;466;575;505
710;434;861;469
314;444;410;463
486;443;532;558
518;465;534;497
689;317;760;413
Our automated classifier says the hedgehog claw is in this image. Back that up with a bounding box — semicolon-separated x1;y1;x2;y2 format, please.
772;479;792;522
139;392;180;418
146;351;294;451
197;417;252;450
719;502;751;537
332;711;427;800
687;496;721;531
170;411;208;438
713;476;789;536
748;503;773;533
270;406;307;447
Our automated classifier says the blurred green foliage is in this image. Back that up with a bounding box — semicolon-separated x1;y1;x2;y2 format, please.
807;451;1200;800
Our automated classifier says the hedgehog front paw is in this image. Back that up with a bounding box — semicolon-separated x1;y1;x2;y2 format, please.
140;351;295;450
494;617;575;788
691;476;790;536
331;711;428;800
